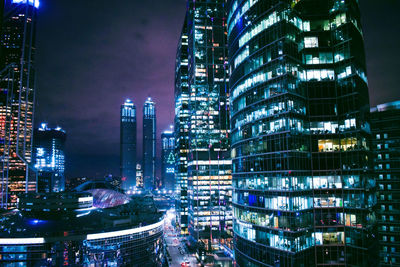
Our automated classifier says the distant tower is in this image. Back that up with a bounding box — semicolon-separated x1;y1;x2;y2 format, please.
136;163;143;189
120;99;136;191
0;0;40;208
33;123;66;193
143;97;156;190
161;127;175;191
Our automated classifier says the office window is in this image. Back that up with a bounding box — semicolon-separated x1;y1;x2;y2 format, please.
304;37;318;48
376;134;381;139
338;66;352;79
306;69;334;81
384;133;388;139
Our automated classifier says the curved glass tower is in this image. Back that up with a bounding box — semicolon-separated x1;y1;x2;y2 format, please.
120;99;136;191
228;0;376;266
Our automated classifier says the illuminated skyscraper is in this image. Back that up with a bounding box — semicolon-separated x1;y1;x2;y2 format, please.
228;0;377;266
370;101;400;267
185;0;232;251
175;19;190;235
33;123;66;193
0;0;39;208
120;99;136;191
143;97;156;190
161;128;175;191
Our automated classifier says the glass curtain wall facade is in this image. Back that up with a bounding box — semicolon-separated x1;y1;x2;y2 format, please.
371;101;400;267
228;0;376;266
33;123;66;193
161;130;175;191
143;98;156;190
186;0;232;251
0;0;39;208
120;99;137;191
175;19;190;235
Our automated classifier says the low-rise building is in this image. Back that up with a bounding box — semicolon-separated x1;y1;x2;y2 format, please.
0;185;165;266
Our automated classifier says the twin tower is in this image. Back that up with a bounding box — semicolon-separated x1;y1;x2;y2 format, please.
120;97;156;191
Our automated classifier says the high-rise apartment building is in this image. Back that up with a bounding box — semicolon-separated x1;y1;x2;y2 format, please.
185;0;232;251
175;20;190;235
143;97;156;190
371;101;400;267
33;123;66;193
161;129;175;191
120;99;136;191
0;0;39;208
228;0;377;266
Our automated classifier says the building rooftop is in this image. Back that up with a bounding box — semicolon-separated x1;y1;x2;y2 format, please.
123;98;135;106
370;100;400;112
0;191;162;240
38;122;66;133
12;0;40;9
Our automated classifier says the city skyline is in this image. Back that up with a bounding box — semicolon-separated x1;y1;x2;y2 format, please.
33;0;400;179
0;0;399;266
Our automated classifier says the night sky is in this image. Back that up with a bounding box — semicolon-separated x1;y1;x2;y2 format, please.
35;0;400;179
